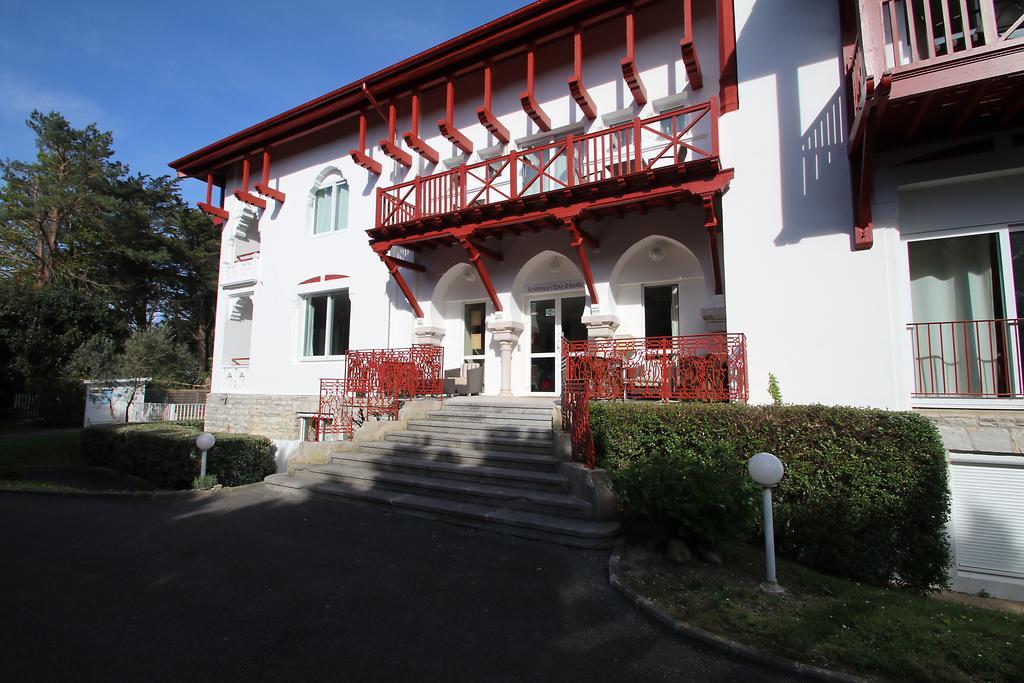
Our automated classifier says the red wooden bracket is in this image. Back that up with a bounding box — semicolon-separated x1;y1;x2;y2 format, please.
349;113;383;175
198;173;229;225
375;245;425;318
520;47;552;131
680;0;703;89
568;26;597;120
468;238;502;262
380;102;413;168
620;6;648;107
254;150;286;204
233;157;268;209
851;73;891;251
702;193;722;295
458;236;502;312
476;63;510;144
438;79;473;154
716;0;738;113
564;217;599;305
402;92;439;164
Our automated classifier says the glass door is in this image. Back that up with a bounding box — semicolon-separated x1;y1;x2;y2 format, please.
529;295;587;394
463;302;486;389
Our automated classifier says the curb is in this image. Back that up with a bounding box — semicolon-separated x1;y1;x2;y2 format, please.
608;540;863;683
0;481;266;499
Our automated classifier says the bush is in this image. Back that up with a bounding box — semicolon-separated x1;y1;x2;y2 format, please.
82;422;273;489
590;402;951;591
613;442;757;552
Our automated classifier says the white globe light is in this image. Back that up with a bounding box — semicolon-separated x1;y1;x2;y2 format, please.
548;256;562;273
748;452;784;488
195;432;216;452
649;244;665;261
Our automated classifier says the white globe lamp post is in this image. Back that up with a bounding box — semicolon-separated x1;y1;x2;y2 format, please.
195;432;216;479
748;452;785;594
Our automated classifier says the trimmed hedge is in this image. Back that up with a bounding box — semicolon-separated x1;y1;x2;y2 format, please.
590;402;951;591
82;422;274;489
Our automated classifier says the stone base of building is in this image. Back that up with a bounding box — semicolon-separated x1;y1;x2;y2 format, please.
204;392;318;441
917;408;1024;454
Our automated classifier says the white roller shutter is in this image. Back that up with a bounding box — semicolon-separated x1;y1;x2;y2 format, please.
950;454;1024;578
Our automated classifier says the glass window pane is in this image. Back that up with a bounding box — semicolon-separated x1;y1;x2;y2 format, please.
329;291;350;356
313;186;333;234
305;296;328;356
530;299;556;353
561;296;588;342
464;302;485;356
531;357;556;393
333;183;348;231
644;285;678;337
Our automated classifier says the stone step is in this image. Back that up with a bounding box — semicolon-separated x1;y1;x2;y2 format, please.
294;464;591;519
440;401;556;417
386;430;554;455
265;473;619;549
429;410;553;426
327;450;567;492
357;440;561;472
406;419;554;440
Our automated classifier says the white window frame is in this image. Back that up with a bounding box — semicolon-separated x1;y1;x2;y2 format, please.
300;289;350;360
312;178;349;235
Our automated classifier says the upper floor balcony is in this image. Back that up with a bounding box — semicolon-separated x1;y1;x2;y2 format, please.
371;100;724;238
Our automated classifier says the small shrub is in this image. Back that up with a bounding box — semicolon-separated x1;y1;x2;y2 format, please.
767;373;783;406
612;443;757;551
82;422;273;489
192;474;218;490
590;402;951;591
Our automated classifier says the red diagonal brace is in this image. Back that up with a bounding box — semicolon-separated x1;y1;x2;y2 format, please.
680;0;703;90
520;47;552;131
568;26;597;120
476;63;510;144
377;249;424;318
438;79;473;154
565;218;599;305
254;149;286;204
458;237;502;312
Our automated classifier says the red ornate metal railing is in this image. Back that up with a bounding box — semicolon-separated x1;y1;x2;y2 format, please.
561;333;748;468
908;319;1024;398
376;99;718;229
877;0;1022;69
315;345;444;440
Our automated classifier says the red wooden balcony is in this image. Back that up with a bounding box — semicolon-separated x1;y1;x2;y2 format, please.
908;319;1024;399
373;100;721;233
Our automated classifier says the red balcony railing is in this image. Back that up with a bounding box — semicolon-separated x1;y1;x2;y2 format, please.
877;0;1023;69
561;333;748;468
315;345;444;439
909;319;1024;398
376;99;719;229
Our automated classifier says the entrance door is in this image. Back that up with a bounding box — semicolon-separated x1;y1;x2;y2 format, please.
529;295;587;393
463;302;486;390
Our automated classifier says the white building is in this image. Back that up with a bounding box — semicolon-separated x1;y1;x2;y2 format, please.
171;0;1024;592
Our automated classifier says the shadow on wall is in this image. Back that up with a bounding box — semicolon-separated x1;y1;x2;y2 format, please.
736;0;854;247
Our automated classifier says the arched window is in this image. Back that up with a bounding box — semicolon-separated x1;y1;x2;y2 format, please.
309;168;349;234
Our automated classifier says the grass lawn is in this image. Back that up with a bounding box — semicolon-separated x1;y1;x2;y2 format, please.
0;479;95;493
619;541;1024;682
0;427;83;478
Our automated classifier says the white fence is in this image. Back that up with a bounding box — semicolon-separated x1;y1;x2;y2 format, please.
140;403;206;423
12;394;39;417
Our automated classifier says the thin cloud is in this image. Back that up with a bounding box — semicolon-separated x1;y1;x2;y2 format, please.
0;71;106;127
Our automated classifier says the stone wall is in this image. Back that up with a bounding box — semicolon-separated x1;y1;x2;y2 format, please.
916;408;1024;454
205;393;318;440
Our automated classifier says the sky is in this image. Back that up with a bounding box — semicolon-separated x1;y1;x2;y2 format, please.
0;0;525;203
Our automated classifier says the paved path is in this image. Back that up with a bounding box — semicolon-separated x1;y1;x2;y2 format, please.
0;486;794;682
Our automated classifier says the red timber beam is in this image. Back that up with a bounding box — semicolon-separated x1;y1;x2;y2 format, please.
374;244;425;319
567;26;597;120
702;192;723;295
254;150;286;204
716;0;738;113
402;91;439;164
621;5;648;107
680;0;703;90
520;46;552;131
349;113;382;174
438;79;473;155
380;102;413;168
476;63;510;144
849;73;892;251
234;157;268;210
563;217;600;305
197;173;229;225
457;235;503;312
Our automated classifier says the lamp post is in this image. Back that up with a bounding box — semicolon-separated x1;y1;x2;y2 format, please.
196;432;216;479
748;451;785;594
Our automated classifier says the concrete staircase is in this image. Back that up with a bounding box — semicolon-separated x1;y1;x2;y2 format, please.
266;399;619;548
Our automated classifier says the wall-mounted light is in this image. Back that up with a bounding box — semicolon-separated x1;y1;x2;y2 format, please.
649;242;665;262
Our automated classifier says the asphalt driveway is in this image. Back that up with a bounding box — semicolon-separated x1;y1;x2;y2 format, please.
0;486;794;682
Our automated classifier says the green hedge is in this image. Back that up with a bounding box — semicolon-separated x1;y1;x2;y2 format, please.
590;402;951;591
82;422;274;489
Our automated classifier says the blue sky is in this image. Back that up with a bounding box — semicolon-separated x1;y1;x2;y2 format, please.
0;0;524;202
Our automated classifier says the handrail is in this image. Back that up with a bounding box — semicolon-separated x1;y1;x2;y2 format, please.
377;99;718;229
907;319;1024;398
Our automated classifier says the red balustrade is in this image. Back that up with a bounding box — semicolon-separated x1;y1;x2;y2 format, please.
561;333;748;468
376;100;718;229
315;345;444;440
908;319;1024;398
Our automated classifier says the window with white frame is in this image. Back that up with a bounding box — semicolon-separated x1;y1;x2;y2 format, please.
302;290;351;357
312;179;349;234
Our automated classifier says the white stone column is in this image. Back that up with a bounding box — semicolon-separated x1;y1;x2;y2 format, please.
413;321;446;346
581;312;620;340
486;319;525;397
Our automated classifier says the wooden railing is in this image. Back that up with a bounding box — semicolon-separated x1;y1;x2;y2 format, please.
561;333;748;468
377;99;718;229
877;0;1023;69
909;319;1024;398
